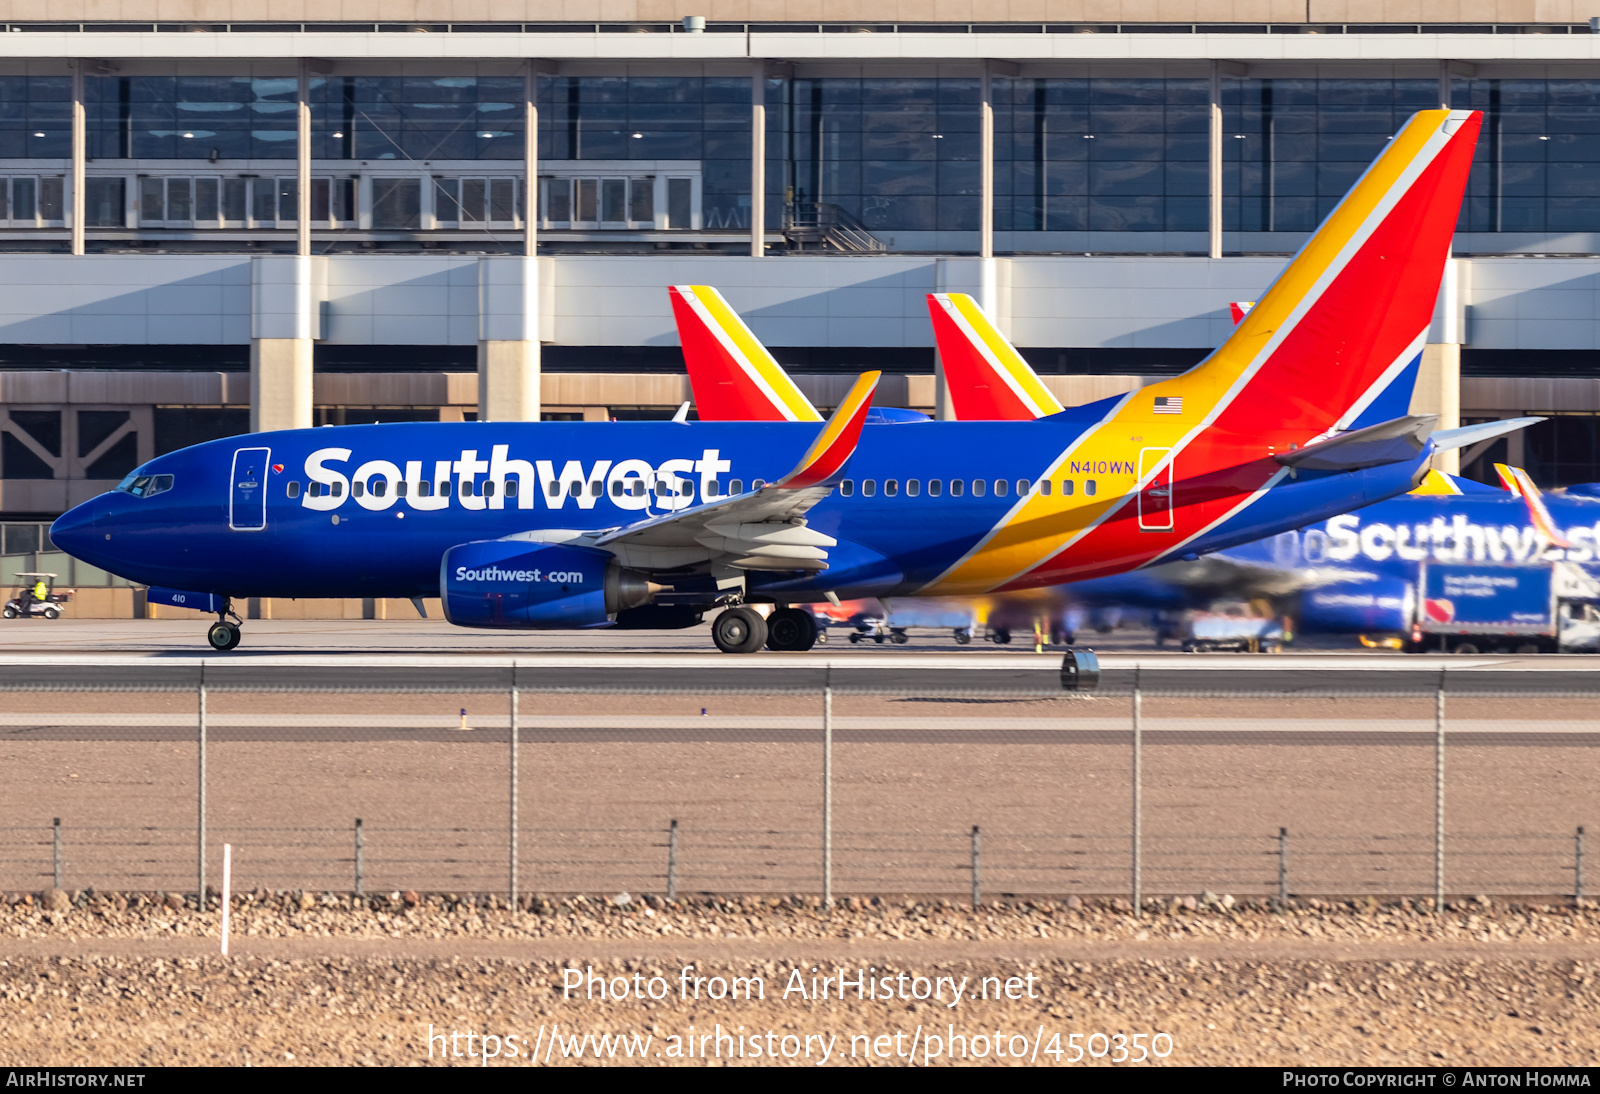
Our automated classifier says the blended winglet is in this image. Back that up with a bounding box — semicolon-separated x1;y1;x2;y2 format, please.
776;371;881;490
1229;301;1256;325
928;292;1063;421
1496;463;1571;548
669;284;822;423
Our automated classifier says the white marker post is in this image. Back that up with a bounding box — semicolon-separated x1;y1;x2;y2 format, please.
220;843;232;956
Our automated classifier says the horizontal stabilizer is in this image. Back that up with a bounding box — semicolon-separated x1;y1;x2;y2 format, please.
1431;416;1544;453
1274;415;1436;472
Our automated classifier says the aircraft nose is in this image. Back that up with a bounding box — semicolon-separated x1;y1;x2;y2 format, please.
49;497;101;558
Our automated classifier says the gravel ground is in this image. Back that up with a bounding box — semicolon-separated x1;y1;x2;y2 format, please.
5;891;1600;1066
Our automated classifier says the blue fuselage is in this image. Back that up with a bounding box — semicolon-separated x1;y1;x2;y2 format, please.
50;415;1433;609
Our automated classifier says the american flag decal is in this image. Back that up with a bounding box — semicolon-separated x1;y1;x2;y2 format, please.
1153;396;1183;414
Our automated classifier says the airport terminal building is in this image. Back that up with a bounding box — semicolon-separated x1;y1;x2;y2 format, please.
1;3;1600;551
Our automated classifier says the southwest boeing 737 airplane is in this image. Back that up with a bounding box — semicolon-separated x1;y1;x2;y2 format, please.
51;109;1514;655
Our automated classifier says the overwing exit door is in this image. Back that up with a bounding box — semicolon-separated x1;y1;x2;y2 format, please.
229;446;271;531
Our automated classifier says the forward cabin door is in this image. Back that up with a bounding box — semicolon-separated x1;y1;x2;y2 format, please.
229;446;271;531
1137;447;1174;532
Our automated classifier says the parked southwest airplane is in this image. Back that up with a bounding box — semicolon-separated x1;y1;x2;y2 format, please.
54;109;1512;655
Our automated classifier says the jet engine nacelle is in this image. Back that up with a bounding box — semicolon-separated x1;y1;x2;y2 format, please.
440;540;653;629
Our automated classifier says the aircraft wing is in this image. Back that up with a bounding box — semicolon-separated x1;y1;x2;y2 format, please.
592;371;879;573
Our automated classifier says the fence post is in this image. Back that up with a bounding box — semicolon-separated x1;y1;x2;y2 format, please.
354;818;364;898
970;825;981;907
1434;670;1445;913
52;817;61;890
198;669;207;902
1132;667;1142;916
822;670;833;905
509;674;519;909
1277;827;1288;908
1577;826;1586;905
667;818;679;902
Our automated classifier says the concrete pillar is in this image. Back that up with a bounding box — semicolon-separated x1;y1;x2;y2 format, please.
251;255;315;432
478;256;541;422
1415;256;1467;474
750;61;765;258
980;62;994;261
70;61;85;256
1208;60;1223;260
524;60;538;259
297;60;311;258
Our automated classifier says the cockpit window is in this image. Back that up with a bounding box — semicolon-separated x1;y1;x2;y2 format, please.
117;473;173;498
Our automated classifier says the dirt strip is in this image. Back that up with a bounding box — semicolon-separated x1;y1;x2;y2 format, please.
4;897;1600;1066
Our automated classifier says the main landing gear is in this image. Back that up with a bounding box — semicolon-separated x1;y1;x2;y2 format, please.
711;605;820;654
206;600;243;652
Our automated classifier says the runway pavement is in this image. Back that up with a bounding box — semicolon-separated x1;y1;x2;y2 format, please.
2;619;1600;694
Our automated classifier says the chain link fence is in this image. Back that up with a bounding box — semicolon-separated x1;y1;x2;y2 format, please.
1;659;1597;906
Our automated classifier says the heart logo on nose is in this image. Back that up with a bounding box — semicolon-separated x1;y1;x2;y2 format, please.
271;464;284;473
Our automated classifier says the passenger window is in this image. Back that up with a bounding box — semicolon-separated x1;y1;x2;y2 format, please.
1061;479;1074;496
353;481;365;498
729;479;743;494
994;479;1008;497
840;481;854;497
395;481;407;497
972;480;986;497
906;479;920;497
630;480;645;497
949;479;963;497
1039;480;1051;496
927;479;941;497
287;481;301;499
483;481;496;497
309;482;322;498
372;480;387;498
1017;479;1030;496
418;481;432;497
1085;479;1097;496
884;480;898;497
753;479;766;489
862;480;877;497
438;481;450;497
507;481;519;498
332;481;343;497
548;481;561;498
680;482;692;497
611;480;623;497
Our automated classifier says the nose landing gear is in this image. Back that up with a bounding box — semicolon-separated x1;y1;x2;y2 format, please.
206;600;243;652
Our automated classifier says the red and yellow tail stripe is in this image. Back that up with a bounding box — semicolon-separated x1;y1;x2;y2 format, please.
776;371;880;490
1496;463;1571;547
669;284;822;424
921;109;1482;595
928;293;1064;421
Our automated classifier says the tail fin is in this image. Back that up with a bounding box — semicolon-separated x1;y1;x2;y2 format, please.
927;292;1063;421
1142;109;1481;442
668;284;822;423
1496;462;1571;548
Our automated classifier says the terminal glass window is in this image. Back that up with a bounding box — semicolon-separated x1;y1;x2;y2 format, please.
1222;78;1439;235
1453;79;1600;234
539;75;749;233
994;77;1209;235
